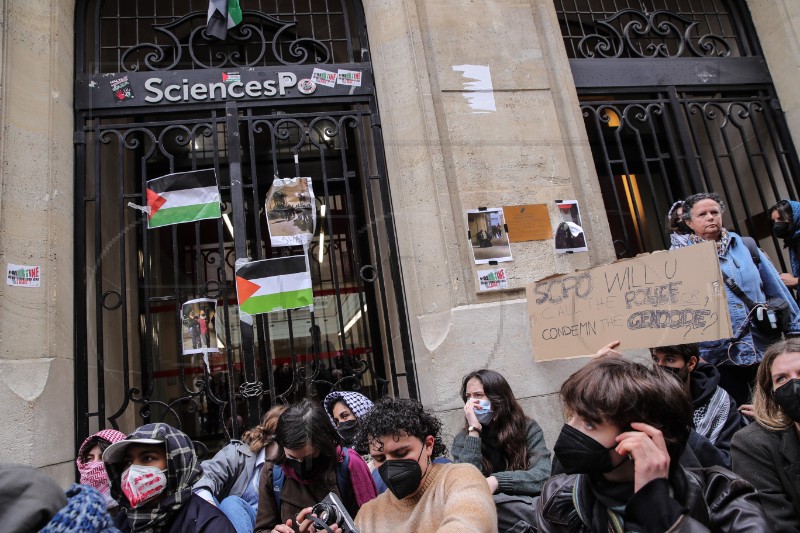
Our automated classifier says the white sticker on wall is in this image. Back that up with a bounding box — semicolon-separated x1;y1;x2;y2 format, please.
452;64;497;113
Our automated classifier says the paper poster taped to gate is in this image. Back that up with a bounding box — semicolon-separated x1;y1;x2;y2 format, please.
526;241;732;360
265;177;316;247
180;298;219;355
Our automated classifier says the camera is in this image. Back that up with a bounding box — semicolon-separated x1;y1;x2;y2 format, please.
309;492;360;533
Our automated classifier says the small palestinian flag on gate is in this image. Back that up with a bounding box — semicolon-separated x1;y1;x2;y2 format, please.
236;255;314;315
146;169;221;229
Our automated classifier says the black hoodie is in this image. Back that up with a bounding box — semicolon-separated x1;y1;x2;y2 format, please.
688;362;747;468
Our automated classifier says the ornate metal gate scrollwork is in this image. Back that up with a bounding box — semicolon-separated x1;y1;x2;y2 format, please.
74;0;415;457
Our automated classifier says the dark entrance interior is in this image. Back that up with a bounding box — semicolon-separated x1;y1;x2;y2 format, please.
555;0;800;271
74;0;415;455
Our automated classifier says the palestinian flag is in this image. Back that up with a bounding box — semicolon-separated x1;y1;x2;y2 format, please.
146;169;221;229
236;255;313;315
207;0;243;40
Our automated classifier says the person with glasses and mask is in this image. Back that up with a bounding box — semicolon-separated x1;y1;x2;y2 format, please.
254;399;377;533
531;355;768;532
732;338;800;532
354;397;498;532
770;199;800;300
650;343;747;468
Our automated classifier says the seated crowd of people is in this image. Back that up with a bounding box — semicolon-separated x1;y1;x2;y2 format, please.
2;193;800;532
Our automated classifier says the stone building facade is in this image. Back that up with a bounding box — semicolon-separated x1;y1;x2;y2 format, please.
1;0;799;485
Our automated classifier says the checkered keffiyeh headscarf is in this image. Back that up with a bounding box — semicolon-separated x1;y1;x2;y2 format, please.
77;429;127;494
323;391;374;428
105;424;201;533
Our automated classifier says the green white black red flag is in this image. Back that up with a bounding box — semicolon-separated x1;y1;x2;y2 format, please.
236;255;314;315
145;169;222;229
207;0;243;40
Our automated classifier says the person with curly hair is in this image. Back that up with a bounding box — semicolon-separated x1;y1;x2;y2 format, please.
354;397;498;532
103;422;236;532
731;339;800;532
192;404;286;533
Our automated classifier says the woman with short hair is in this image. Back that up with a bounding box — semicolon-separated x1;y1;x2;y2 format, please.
731;339;800;532
682;192;800;406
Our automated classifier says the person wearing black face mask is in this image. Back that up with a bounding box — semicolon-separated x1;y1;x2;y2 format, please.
323;392;374;456
667;199;693;250
353;398;498;532
770;199;800;303
254;400;377;533
531;355;769;533
650;343;747;468
732;339;800;532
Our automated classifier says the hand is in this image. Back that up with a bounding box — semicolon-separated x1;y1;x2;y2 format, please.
739;404;755;418
596;340;622;358
780;273;799;288
463;398;481;430
486;475;499;494
271;521;295;533
615;422;670;493
294;507;343;533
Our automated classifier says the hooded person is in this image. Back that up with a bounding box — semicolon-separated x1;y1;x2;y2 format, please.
770;199;800;301
322;391;374;452
0;464;68;533
103;423;235;533
77;429;127;509
40;483;120;533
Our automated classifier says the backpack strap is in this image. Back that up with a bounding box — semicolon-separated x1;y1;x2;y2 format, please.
272;464;285;508
741;236;761;266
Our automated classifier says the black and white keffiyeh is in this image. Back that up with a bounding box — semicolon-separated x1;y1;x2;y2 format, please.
322;391;374;427
693;387;731;445
106;423;201;532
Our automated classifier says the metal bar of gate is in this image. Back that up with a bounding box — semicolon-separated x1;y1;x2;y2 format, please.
225;101;260;427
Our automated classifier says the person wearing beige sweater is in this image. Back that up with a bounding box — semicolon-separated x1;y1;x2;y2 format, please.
353;397;497;533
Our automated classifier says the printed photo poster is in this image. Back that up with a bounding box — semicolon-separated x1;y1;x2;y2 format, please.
181;298;220;355
478;268;508;291
554;200;588;254
467;208;513;264
265;177;316;247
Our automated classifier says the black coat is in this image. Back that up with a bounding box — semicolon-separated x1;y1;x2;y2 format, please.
531;466;770;532
731;422;800;532
114;494;236;533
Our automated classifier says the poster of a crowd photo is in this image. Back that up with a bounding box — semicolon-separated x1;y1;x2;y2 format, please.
265;177;316;247
181;298;219;355
467;208;513;264
554;200;588;253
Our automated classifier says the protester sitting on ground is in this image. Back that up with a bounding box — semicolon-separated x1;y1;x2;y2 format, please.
192;405;286;533
682;191;800;406
770;199;800;301
254;399;377;533
353;397;498;532
731;338;800;532
322;391;374;454
531;356;769;532
0;464;119;533
76;429;127;509
451;369;550;530
103;422;236;532
651;343;747;467
667;199;692;250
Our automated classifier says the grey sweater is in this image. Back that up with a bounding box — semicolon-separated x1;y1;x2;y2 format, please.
451;419;551;496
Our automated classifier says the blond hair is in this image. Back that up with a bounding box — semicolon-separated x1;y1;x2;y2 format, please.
752;339;798;431
241;404;287;453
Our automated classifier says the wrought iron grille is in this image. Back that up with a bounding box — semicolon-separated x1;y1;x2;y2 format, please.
581;89;800;265
75;0;415;456
556;0;756;59
86;0;363;72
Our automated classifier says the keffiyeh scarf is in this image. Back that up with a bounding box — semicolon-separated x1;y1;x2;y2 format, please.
322;391;374;427
106;423;201;532
690;227;731;257
693;387;731;445
77;429;127;500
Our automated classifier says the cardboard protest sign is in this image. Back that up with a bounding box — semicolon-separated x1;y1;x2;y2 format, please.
526;241;732;360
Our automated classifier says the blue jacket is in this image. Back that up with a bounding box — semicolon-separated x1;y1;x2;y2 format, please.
698;232;800;366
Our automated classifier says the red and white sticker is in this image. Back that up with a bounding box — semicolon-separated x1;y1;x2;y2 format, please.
297;79;317;95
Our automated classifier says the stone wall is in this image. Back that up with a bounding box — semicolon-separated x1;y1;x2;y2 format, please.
0;0;76;486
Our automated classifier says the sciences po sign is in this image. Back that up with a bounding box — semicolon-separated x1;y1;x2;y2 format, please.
75;65;371;110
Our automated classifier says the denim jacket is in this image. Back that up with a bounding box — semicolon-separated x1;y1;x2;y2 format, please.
698;232;800;366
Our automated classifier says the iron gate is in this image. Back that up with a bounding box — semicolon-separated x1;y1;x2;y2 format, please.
555;0;800;264
74;0;416;455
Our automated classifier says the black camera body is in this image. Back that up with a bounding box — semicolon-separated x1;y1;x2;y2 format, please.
309;492;360;533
